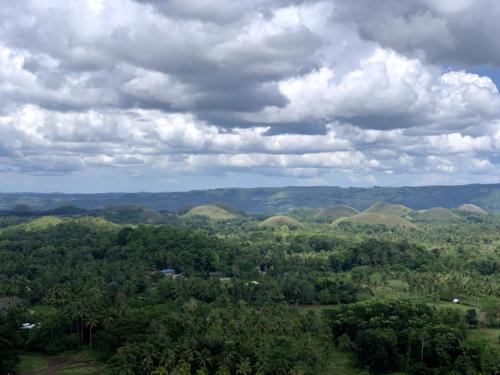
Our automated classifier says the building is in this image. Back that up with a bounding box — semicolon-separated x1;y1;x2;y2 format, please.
159;268;182;278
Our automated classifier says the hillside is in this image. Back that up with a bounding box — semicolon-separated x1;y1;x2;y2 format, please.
184;205;236;220
2;183;500;213
19;216;64;231
332;213;415;229
1;216;118;232
259;215;305;229
412;207;461;222
457;203;487;214
364;202;412;217
99;204;163;223
315;205;359;219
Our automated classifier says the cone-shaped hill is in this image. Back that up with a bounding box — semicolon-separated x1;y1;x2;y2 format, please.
332;213;415;229
101;204;163;223
184;205;236;220
457;204;487;214
259;215;305;230
364;202;412;217
1;216;118;233
315;205;359;219
412;207;461;222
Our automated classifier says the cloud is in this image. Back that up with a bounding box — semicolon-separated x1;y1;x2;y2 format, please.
249;49;500;131
0;0;499;190
334;0;500;67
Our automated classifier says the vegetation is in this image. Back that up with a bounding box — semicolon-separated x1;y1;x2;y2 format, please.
0;197;499;374
315;205;359;220
458;203;487;214
3;183;500;213
332;213;415;229
183;205;236;220
412;207;461;222
364;202;413;217
259;215;305;229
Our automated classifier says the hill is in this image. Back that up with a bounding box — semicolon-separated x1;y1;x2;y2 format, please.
2;183;500;213
412;207;461;222
1;216;119;233
21;216;64;231
259;216;305;229
457;204;487;214
100;204;163;223
364;202;412;217
184;205;236;220
332;213;415;229
70;217;120;230
315;205;359;219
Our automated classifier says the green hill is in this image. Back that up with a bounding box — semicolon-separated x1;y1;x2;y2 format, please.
71;217;119;230
101;204;163;223
21;216;64;231
1;216;119;233
332;213;415;229
259;215;305;229
364;202;413;217
457;204;487;214
315;205;359;219
412;207;461;222
184;205;236;220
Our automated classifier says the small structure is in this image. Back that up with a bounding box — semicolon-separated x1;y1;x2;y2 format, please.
159;268;182;279
452;298;460;304
21;322;36;330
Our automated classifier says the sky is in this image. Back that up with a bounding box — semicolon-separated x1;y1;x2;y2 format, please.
1;0;500;193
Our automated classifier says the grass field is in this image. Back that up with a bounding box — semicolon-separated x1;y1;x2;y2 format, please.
16;351;103;375
468;328;500;349
325;350;405;375
16;353;49;373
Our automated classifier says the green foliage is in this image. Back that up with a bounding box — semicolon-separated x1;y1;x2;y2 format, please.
184;205;236;220
364;202;413;217
412;208;461;223
15;353;49;372
259;215;305;229
315;205;359;220
465;309;479;328
0;206;498;374
332;213;415;229
3;183;500;212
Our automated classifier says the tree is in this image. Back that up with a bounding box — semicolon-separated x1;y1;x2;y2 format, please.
465;309;479;328
84;315;99;350
355;328;398;373
0;310;20;374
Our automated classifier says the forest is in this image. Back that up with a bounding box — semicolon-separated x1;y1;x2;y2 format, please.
0;202;499;374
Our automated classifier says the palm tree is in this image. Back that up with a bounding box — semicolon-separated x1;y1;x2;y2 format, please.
69;302;84;347
84;315;99;350
236;358;251;375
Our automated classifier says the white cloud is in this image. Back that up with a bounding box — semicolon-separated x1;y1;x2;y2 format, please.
0;0;499;189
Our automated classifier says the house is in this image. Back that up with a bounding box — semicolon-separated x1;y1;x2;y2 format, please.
452;298;460;304
159;268;183;279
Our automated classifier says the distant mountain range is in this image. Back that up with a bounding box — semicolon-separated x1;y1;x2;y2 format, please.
1;183;500;213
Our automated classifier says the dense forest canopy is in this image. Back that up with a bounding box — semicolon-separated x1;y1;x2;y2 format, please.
0;200;499;374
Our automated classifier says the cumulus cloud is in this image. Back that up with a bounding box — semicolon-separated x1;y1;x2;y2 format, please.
0;0;499;191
